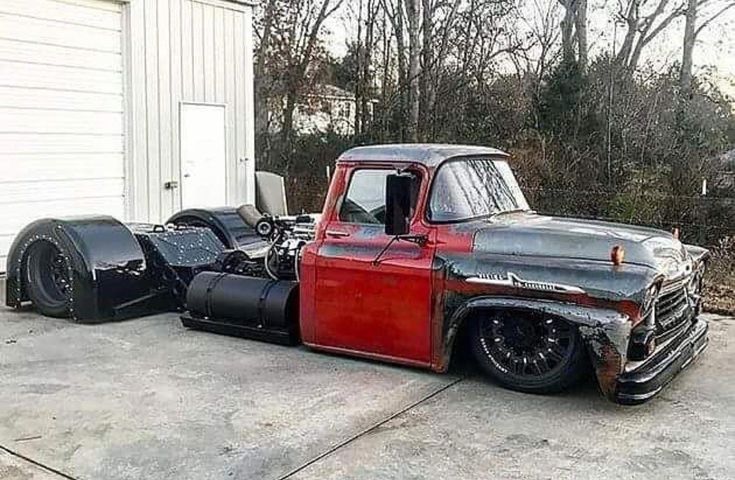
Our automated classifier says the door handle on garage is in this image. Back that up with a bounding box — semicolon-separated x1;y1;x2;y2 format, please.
326;230;350;238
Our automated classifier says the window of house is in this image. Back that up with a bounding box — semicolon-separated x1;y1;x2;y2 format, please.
338;101;351;118
339;169;420;224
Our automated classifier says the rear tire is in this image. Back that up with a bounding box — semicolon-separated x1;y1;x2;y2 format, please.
24;241;72;318
468;309;587;394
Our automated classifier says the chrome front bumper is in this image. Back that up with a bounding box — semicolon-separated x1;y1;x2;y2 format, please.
615;317;708;405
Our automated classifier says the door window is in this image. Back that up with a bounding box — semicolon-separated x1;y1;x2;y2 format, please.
339;169;420;224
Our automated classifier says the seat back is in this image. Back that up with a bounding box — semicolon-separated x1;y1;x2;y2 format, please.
255;171;288;216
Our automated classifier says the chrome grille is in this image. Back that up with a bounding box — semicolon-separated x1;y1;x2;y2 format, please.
655;286;691;337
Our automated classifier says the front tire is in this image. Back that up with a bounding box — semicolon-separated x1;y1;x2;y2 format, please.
469;309;587;394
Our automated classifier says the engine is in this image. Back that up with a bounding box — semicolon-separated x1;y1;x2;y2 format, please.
256;213;315;281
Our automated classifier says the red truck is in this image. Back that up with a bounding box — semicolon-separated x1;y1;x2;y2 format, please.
5;144;709;405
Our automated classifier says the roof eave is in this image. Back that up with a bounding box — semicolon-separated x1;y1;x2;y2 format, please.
224;0;258;6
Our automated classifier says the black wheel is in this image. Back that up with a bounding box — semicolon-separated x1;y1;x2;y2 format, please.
24;241;72;318
469;309;587;394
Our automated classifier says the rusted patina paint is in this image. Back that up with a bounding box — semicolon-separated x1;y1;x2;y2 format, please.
580;324;629;398
304;146;709;404
427;237;649;389
430;257;449;370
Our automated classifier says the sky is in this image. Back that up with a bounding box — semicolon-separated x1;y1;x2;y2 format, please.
324;1;735;100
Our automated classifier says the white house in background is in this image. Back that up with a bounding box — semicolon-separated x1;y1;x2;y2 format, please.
293;84;375;136
717;149;735;190
0;0;256;272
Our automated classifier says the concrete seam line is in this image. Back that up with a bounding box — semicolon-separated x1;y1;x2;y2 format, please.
277;376;464;480
0;444;78;480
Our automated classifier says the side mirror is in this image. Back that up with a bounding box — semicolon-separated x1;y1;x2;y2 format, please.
385;173;412;236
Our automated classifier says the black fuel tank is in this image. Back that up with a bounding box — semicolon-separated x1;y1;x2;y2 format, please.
182;272;299;345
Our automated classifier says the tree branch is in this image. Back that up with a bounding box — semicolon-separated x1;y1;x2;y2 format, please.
695;2;735;36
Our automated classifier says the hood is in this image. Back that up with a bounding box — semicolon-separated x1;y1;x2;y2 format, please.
472;213;691;279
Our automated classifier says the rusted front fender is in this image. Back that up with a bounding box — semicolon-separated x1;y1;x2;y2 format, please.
443;297;632;399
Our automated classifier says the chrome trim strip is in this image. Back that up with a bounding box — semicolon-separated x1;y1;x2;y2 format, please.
465;272;585;294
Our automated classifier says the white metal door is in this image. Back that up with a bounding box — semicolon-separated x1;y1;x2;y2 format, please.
179;103;227;209
0;0;125;272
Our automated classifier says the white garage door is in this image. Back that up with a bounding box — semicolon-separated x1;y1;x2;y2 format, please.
0;0;125;272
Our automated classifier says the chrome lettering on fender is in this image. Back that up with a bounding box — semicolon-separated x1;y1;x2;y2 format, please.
465;272;585;294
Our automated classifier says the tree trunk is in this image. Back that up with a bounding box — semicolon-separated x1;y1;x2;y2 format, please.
575;0;588;71
360;0;376;135
405;0;421;142
391;1;408;141
559;0;576;63
254;0;278;136
614;1;639;67
381;10;391;141
680;0;697;91
281;88;297;149
355;0;364;135
420;0;433;140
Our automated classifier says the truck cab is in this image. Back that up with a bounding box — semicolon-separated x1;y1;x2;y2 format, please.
299;145;517;367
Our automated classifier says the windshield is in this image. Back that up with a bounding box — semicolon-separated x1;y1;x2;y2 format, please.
428;158;530;222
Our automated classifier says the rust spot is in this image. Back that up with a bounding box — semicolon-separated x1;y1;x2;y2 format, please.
594;343;624;398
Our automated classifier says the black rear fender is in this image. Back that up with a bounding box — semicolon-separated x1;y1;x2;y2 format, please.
5;216;159;322
166;207;261;250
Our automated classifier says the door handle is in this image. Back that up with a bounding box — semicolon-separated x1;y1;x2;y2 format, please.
326;229;350;238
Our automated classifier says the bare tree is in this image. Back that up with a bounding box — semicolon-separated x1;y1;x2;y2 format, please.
420;0;462;140
509;0;562;80
254;0;279;137
255;0;344;153
351;0;380;135
405;0;421;142
575;0;588;70
420;0;433;139
559;0;577;61
558;0;588;69
614;0;685;71
680;0;735;90
382;0;408;139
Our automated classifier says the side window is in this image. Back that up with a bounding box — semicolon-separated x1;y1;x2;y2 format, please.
339;169;420;224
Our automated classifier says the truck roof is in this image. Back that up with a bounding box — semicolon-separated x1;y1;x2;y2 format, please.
336;144;509;168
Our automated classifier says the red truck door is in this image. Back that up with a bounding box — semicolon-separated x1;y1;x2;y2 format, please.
312;167;435;365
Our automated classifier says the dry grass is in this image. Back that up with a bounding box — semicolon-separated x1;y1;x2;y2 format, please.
703;236;735;315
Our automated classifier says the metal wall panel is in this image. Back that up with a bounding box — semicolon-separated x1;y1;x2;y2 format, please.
0;14;121;51
128;0;255;223
0;0;254;271
0;86;124;111
0;0;125;271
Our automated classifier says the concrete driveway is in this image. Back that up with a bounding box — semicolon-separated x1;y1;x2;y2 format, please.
1;285;733;479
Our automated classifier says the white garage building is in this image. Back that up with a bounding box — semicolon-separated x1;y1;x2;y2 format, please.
0;0;256;271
